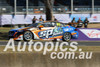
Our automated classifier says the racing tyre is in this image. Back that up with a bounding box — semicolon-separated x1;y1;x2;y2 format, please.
23;31;34;41
62;32;71;41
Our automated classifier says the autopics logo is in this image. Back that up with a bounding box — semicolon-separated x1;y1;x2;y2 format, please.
3;39;93;59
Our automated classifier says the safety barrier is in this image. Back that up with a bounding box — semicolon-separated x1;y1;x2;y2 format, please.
72;28;100;41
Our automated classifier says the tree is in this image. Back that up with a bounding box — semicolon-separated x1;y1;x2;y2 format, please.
44;0;54;21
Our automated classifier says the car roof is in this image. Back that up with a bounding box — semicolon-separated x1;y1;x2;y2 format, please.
44;21;62;23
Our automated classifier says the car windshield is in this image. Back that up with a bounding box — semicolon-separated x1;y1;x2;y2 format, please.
28;23;41;27
28;22;55;27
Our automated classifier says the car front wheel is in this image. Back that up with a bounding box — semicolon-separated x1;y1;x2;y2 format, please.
23;31;33;41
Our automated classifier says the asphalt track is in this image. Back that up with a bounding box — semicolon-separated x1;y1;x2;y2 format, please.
0;40;100;46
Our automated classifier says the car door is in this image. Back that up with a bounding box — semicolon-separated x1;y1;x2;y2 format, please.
38;27;54;40
38;22;63;40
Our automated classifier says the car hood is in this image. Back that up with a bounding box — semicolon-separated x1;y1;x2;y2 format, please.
10;27;38;32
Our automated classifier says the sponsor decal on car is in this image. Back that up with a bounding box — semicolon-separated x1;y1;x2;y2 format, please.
80;29;100;38
39;28;63;39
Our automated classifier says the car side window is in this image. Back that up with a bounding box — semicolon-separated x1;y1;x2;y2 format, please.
55;23;64;27
41;22;54;27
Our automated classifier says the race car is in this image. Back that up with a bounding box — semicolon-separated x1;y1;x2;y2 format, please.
8;21;78;41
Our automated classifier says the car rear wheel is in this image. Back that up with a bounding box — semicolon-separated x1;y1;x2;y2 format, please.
62;32;71;41
23;31;33;41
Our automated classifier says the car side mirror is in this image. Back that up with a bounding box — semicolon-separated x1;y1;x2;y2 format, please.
39;25;44;28
38;25;44;30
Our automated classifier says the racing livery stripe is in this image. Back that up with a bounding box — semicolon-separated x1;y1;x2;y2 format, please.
48;36;62;40
14;34;23;40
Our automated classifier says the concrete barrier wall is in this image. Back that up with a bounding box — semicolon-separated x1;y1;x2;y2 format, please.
0;52;100;67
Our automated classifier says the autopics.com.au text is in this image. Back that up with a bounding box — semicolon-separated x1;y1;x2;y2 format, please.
3;39;93;59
